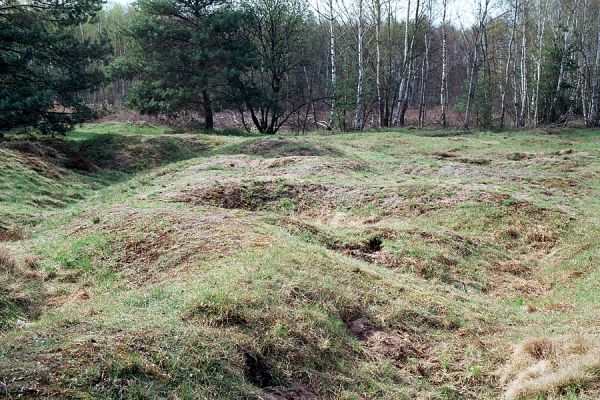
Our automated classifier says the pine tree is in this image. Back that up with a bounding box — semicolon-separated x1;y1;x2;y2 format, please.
113;0;253;130
0;0;110;134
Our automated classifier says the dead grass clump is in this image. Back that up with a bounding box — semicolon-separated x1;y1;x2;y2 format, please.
432;151;459;159
503;226;521;239
525;227;558;250
459;157;492;165
185;292;251;327
0;250;16;271
507;152;534;161
493;262;529;277
0;226;24;241
179;180;328;211
87;207;258;286
546;177;578;190
501;335;600;400
0;250;45;330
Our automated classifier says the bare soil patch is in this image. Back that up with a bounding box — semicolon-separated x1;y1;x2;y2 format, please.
348;318;426;363
175;180;329;211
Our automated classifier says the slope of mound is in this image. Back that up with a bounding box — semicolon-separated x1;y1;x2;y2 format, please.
0;128;221;228
1;125;599;399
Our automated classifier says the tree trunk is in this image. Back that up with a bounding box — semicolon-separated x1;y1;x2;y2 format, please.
549;8;574;122
392;0;411;126
579;0;591;127
500;0;518;130
532;0;545;126
518;12;528;127
328;0;337;129
464;43;478;129
464;0;489;129
374;0;384;127
202;90;214;130
440;0;448;127
394;0;420;126
354;0;364;131
591;21;600;125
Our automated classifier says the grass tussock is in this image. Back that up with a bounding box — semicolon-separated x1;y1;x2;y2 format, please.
501;335;600;400
0;250;45;330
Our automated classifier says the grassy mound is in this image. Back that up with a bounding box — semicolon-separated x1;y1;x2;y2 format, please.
0;127;220;227
1;124;600;399
219;137;343;158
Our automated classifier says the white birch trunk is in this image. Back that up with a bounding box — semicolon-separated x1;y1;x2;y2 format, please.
393;0;421;126
519;14;528;126
440;0;448;127
328;0;337;129
354;0;365;130
591;21;600;124
374;0;384;127
532;0;545;126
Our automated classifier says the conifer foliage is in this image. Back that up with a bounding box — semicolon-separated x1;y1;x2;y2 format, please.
113;0;255;130
0;0;110;134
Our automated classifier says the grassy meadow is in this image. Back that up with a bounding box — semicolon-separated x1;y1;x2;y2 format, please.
1;123;599;399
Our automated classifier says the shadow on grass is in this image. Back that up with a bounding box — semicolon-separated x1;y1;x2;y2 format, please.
74;133;213;171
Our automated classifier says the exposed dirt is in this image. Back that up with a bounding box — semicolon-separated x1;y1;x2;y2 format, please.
264;382;318;400
174;180;329;212
348;318;425;363
0;226;24;242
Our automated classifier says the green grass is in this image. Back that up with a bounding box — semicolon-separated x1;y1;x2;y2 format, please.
70;121;169;139
1;123;599;399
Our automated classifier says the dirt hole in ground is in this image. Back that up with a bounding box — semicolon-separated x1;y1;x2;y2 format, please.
244;351;274;388
367;236;382;252
341;233;389;254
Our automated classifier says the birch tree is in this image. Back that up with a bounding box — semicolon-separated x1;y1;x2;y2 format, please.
353;0;365;130
440;0;449;126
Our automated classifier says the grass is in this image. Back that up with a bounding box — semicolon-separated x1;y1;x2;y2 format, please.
0;122;599;399
0;251;45;330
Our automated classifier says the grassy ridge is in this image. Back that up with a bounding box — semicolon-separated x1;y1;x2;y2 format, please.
0;124;599;399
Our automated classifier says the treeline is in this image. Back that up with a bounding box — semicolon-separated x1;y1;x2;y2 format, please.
2;0;600;134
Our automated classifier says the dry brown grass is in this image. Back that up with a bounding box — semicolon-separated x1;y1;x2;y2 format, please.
0;249;45;329
0;226;24;241
501;335;600;400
